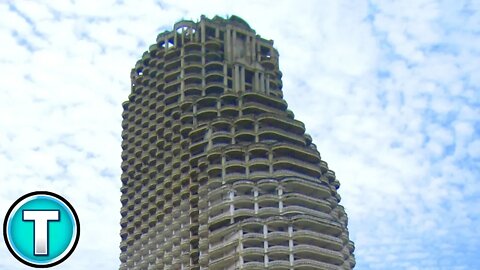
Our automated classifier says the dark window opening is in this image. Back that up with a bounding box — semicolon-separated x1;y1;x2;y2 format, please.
206;27;216;39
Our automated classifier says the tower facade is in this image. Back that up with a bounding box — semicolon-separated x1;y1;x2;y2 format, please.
120;15;355;269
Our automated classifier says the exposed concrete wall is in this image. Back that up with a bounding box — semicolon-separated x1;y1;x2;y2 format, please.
120;15;355;270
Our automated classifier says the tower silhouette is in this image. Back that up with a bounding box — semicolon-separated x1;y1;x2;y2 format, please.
120;15;355;270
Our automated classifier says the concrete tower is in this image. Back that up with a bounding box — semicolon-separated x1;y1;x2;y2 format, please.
120;15;355;269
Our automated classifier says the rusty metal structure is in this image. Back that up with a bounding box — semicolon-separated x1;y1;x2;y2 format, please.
120;15;355;270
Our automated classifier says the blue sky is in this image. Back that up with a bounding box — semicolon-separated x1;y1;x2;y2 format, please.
0;0;479;269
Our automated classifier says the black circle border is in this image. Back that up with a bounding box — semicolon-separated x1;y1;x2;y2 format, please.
3;191;81;268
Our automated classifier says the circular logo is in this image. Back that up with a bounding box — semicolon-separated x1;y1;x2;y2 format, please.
3;191;80;268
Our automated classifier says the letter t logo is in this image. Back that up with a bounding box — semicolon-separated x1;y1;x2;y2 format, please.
23;210;60;256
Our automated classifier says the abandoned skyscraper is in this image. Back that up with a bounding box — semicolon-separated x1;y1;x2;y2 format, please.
120;15;355;269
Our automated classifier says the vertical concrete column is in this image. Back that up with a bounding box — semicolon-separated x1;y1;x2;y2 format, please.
240;66;245;92
201;41;206;97
180;48;185;101
254;72;259;92
260;73;265;92
254;189;259;214
239;228;244;268
216;99;221;117
200;21;206;44
256;41;261;61
193;104;197;126
206;128;212;151
181;28;185;46
288;225;294;266
191;27;197;42
225;26;231;62
250;37;256;63
221;154;226;179
254;121;259;143
245;35;251;63
174;31;178;47
231;126;236;144
263;224;268;267
268;151;273;174
278;187;283;212
234;65;240;92
266;74;270;95
223;63;228;88
229;189;235;224
232;30;237;60
245;152;249;177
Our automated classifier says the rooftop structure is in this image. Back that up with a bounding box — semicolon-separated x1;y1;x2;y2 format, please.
120;15;355;269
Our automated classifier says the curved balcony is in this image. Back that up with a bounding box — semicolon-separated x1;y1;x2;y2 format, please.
278;158;325;181
184;58;202;68
295;244;344;266
205;60;224;71
205;39;222;50
293;230;343;252
205;82;225;95
165;48;181;61
164;80;180;94
283;193;331;214
243;261;264;269
259;127;305;146
197;108;218;123
260;55;276;70
272;144;320;164
164;57;181;72
205;71;224;84
292;258;339;270
183;50;202;59
242;92;287;111
258;114;305;135
284;180;330;201
164;69;180;84
242;247;264;256
268;245;289;255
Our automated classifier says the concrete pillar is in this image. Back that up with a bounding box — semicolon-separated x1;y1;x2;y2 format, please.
254;189;259;214
240;66;245;92
289;225;294;266
207;128;212;151
250;37;255;63
245;152;249;177
224;63;228;87
200;22;206;44
239;228;244;267
231;126;236;144
266;74;270;95
181;28;185;46
268;151;273;174
278;187;283;212
245;35;251;63
180;48;185;101
225;26;231;61
263;224;268;267
230;190;235;224
260;73;265;92
193;104;197;126
221;155;226;179
232;30;237;60
234;65;240;92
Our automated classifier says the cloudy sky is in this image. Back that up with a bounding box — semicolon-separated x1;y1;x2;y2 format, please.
0;0;479;269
